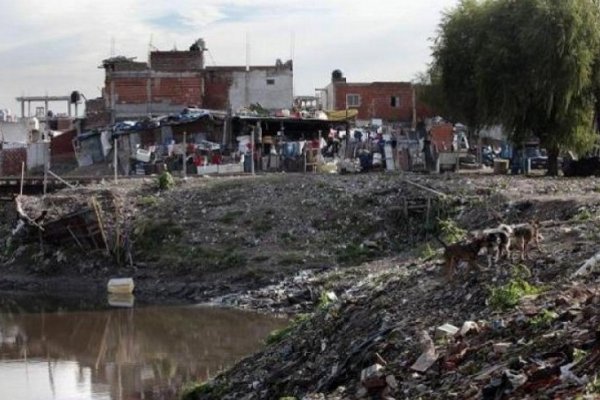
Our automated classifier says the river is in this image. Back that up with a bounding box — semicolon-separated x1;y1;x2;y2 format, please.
0;292;288;400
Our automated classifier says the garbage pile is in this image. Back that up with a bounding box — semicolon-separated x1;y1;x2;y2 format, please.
186;183;600;400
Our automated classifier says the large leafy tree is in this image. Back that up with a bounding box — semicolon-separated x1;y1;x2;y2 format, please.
432;0;600;175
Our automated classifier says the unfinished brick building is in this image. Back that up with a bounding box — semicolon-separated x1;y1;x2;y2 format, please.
319;70;430;126
96;40;293;122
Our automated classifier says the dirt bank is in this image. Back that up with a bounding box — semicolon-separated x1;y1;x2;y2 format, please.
2;174;599;309
4;173;600;398
0;172;464;306
175;175;600;399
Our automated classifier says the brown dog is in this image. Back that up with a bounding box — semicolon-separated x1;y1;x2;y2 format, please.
436;236;486;280
512;220;541;261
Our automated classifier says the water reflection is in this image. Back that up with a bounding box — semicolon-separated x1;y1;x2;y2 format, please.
0;294;288;400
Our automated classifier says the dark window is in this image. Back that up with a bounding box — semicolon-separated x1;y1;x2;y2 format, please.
390;96;401;107
266;78;275;85
347;94;361;107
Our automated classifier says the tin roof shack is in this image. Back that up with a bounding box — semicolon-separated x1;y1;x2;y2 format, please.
318;70;431;126
0;119;49;176
231;116;341;172
75;109;226;176
84;97;111;129
45;116;80;173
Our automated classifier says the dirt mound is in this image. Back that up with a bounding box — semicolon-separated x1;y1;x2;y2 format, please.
183;177;600;400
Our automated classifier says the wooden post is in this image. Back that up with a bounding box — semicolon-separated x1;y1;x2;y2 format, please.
20;161;25;195
91;197;110;254
182;131;187;179
43;143;49;195
426;197;432;227
113;136;118;183
48;170;75;189
113;194;121;265
251;126;255;176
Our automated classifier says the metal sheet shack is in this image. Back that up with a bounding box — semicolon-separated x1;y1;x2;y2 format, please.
231;116;344;173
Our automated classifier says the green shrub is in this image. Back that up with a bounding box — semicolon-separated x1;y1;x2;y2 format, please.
488;278;542;310
529;309;558;329
157;171;175;191
265;314;310;345
137;195;160;207
572;207;595;222
419;243;437;260
181;381;227;400
438;218;466;242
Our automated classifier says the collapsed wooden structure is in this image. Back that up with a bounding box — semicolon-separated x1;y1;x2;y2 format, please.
13;192;127;261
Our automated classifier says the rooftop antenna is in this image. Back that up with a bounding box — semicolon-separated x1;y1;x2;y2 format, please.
290;30;295;62
245;32;250;106
148;34;154;54
245;32;250;72
110;37;116;57
207;49;217;66
290;30;295;98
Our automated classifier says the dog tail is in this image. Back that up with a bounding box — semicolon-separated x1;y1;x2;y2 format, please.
433;235;449;249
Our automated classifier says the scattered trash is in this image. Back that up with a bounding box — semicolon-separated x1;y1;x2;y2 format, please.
458;321;479;336
493;342;512;354
361;364;386;389
411;331;439;373
436;323;459;339
107;278;135;294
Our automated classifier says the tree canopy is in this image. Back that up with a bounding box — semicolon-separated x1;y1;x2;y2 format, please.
429;0;600;174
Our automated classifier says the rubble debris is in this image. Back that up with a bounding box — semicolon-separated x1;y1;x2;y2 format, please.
458;320;479;336
183;173;600;400
6;174;600;399
360;364;386;389
572;250;600;277
493;342;512;354
411;330;438;373
435;323;459;339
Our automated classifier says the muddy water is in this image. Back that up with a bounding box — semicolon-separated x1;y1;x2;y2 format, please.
0;293;288;400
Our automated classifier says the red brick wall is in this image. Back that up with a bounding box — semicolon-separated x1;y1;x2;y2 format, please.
333;82;414;122
106;75;203;107
0;148;27;176
150;51;203;72
152;76;203;106
51;129;76;156
203;70;233;109
84;112;111;129
430;124;454;152
110;78;148;104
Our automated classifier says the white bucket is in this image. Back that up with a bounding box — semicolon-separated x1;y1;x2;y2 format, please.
107;278;135;294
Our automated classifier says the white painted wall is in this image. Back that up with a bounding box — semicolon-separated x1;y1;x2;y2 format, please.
0;121;29;143
322;82;336;110
27;142;48;170
229;69;293;111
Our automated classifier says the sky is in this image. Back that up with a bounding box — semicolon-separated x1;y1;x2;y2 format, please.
0;0;460;117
